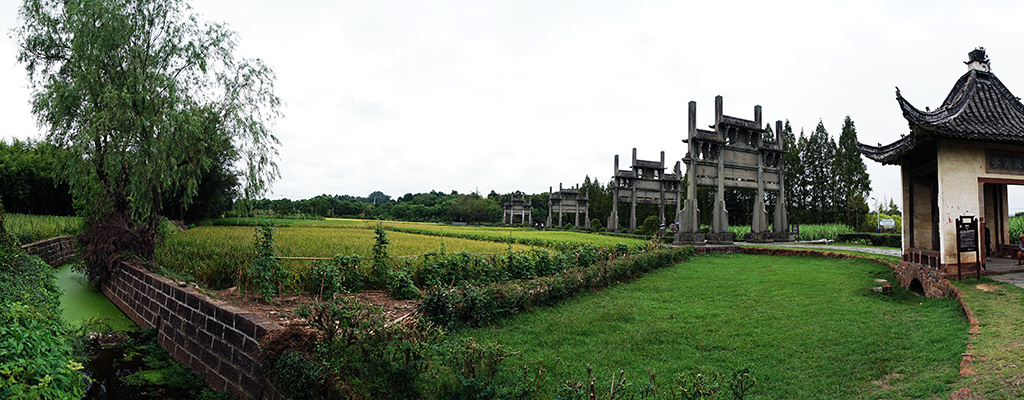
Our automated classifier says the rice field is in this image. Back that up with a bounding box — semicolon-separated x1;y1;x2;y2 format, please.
3;213;83;244
208;217;650;247
155;224;533;289
377;222;649;247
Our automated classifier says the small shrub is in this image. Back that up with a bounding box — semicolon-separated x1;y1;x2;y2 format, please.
639;216;661;236
388;269;420;300
284;298;438;399
308;260;341;300
333;254;365;292
370;227;391;288
274;350;324;400
248;222;287;302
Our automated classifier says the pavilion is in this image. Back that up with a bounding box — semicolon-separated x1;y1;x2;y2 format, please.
859;48;1024;281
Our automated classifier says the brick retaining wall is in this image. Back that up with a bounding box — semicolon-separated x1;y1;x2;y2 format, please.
21;235;76;266
102;262;282;399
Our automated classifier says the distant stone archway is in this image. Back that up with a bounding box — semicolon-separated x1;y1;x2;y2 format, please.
675;96;792;245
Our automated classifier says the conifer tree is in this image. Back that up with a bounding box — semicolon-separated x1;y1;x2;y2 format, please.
803;121;837;223
834;116;872;228
783;123;808;223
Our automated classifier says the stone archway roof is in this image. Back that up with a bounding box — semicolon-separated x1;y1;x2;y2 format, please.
859;66;1024;165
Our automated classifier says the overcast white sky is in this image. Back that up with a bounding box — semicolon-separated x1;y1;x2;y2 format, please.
4;0;1024;212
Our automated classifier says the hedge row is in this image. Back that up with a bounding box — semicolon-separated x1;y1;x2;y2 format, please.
836;233;901;247
420;246;695;329
309;242;652;298
384;226;653;250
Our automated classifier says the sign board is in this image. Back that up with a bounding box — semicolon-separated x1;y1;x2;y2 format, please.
956;216;977;252
792;224;799;235
879;219;895;229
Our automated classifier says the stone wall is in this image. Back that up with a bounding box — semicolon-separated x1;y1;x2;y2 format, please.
892;261;950;298
21;235;76;266
102;262;282;399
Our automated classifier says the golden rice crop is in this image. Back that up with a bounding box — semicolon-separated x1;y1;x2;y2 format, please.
378;223;648;247
4;213;83;244
211;217;649;246
155;225;532;289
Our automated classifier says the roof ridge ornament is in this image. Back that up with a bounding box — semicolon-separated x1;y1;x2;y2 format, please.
966;47;991;72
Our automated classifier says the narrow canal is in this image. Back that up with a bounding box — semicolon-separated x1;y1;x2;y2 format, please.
56;264;216;399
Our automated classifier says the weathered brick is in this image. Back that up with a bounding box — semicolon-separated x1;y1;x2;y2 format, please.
241;337;259;355
185;294;201;311
239;375;261;399
231;348;255;372
217;362;240;383
178;305;192;322
189;351;206;372
225;382;247;400
167;313;182;329
206;318;225;337
162;294;175;309
215;306;236;324
200;349;220;371
223;327;243;345
233;313;260;338
254;321;282;338
204;371;227;392
212;339;232;358
200;302;218;321
195;328;213;349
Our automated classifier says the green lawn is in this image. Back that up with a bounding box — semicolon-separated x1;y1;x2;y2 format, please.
457;254;968;399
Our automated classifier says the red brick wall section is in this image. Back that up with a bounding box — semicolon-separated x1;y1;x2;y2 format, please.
101;262;283;399
892;261;951;298
21;235;76;267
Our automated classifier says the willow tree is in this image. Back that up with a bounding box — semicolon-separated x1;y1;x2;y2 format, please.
16;0;281;282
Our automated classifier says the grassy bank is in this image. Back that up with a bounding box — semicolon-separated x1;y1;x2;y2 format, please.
457;254;968;399
950;278;1024;398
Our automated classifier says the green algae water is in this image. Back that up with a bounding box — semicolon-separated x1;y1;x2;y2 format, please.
55;264;137;331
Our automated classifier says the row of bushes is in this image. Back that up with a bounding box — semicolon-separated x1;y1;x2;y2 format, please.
383;225;652;250
420;246;695;329
835;233;901;247
266;245;717;399
270;296;756;400
304;232;652;300
0;211;87;399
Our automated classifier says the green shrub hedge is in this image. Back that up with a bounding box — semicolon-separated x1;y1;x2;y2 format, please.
420;246;695;329
836;233;901;247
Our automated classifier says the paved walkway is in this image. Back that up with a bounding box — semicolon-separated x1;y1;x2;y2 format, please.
990;272;1024;289
737;242;902;257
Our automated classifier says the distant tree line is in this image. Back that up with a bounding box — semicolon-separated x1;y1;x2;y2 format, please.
2;116;884;231
0;138;74;216
0;137;239;224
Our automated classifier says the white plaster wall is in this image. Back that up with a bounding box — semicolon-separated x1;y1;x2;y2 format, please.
936;140;1024;264
901;165;911;251
911;180;933;250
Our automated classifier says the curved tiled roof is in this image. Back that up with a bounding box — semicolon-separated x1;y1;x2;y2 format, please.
860;64;1024;165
